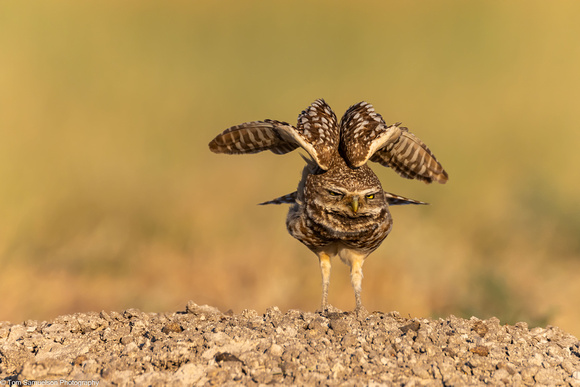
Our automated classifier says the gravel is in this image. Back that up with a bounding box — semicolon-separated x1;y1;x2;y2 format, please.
1;301;579;386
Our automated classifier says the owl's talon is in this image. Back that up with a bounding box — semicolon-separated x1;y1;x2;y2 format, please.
353;305;369;319
316;304;343;316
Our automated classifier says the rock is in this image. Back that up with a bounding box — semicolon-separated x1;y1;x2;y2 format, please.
0;301;578;385
19;359;72;379
185;301;221;317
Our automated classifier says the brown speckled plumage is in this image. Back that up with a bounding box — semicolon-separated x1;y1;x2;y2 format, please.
209;99;447;313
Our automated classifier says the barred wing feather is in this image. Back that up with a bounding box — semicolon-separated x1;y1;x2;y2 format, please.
340;101;448;184
209;99;339;170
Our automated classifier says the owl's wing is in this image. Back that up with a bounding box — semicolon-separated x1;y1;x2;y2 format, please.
259;191;297;205
259;190;426;206
340;102;448;184
208;99;339;170
384;191;428;206
209;120;300;155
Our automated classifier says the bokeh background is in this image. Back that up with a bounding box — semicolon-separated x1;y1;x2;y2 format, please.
1;1;579;336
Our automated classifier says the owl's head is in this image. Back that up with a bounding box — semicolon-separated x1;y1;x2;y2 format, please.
305;161;387;226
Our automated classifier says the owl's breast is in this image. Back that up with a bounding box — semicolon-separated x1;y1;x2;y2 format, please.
286;200;392;253
315;206;392;252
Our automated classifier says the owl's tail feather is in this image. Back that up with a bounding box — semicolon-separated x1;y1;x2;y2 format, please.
384;191;428;206
259;192;297;205
260;190;426;206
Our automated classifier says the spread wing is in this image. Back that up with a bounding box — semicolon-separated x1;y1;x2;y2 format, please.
209;99;339;170
340;101;448;184
208;119;299;155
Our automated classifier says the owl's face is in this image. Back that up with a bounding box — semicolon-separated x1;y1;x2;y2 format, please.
315;180;384;218
305;162;388;233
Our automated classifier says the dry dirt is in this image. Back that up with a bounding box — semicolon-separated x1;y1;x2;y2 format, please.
1;301;579;386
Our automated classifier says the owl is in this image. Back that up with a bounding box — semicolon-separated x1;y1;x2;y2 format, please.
209;99;447;314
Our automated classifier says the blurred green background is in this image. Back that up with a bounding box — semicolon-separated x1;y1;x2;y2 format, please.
1;1;579;336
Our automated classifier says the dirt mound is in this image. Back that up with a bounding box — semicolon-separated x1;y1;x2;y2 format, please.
1;301;579;385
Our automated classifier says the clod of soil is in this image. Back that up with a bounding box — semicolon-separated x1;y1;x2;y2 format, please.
1;301;580;385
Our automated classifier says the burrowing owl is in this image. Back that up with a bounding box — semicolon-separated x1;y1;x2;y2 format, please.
209;99;447;314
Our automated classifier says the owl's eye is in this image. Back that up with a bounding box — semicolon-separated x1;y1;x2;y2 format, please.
365;193;375;199
328;190;342;197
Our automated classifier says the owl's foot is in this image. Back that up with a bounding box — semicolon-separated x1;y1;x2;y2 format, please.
316;304;343;316
353;305;369;319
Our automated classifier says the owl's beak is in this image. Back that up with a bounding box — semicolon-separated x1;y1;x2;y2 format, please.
351;196;359;214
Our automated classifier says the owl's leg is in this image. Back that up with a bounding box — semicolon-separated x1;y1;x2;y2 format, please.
338;248;369;316
350;258;364;311
318;252;332;312
346;255;369;317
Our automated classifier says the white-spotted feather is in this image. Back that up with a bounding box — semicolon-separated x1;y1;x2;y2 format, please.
209;99;339;170
340;102;448;184
294;99;339;169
